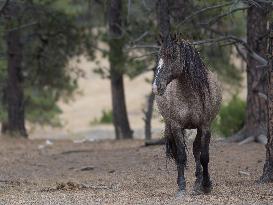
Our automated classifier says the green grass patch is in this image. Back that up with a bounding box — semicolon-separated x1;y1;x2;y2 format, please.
212;95;246;138
90;109;113;125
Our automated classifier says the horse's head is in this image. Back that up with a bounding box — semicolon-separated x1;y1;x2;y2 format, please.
152;35;183;96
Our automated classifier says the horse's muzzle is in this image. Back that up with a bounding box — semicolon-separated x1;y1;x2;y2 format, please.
152;84;165;96
152;84;159;95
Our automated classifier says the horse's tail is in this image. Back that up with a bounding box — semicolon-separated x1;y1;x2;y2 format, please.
165;134;177;161
165;131;187;167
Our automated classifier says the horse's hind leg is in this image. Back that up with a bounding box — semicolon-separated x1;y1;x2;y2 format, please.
192;128;202;194
200;128;212;193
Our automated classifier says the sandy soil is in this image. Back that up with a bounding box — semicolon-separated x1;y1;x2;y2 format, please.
0;137;272;205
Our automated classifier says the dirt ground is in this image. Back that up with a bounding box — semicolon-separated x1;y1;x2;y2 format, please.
0;137;272;205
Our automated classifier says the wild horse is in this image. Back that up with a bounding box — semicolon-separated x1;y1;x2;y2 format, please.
153;35;222;196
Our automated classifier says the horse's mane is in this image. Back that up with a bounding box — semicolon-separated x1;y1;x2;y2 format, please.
160;34;211;104
173;39;210;104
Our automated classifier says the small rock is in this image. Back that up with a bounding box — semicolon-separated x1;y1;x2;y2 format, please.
46;140;53;145
38;140;53;149
38;145;45;149
73;139;87;144
109;170;115;173
80;166;95;171
238;171;250;176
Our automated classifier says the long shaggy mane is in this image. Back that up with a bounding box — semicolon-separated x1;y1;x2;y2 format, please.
178;40;210;104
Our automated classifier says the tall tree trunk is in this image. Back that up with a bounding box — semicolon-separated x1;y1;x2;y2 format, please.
260;24;273;183
156;0;170;38
6;29;27;137
169;0;192;23
109;0;133;139
231;3;269;142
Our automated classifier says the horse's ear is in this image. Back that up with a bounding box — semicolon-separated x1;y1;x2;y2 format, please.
166;34;172;45
174;32;179;43
156;36;162;46
173;33;177;41
157;33;164;45
179;32;182;39
170;33;174;41
159;33;163;45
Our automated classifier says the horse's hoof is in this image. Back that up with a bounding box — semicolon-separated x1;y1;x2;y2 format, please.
201;180;212;194
193;180;212;195
201;185;212;194
192;187;202;195
176;190;186;198
192;179;202;195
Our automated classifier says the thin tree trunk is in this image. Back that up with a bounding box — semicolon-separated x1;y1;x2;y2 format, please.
5;29;27;137
109;0;133;139
144;91;155;141
144;0;171;146
260;25;273;183
230;3;269;142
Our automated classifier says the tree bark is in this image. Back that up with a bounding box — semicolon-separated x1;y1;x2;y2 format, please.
109;0;133;139
144;91;155;141
168;0;192;23
230;3;270;142
260;25;273;183
156;0;170;38
5;29;27;137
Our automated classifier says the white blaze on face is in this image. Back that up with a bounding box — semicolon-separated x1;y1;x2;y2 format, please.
152;58;164;95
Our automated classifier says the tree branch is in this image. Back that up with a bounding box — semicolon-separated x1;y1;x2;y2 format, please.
125;44;160;50
6;22;37;33
192;37;232;46
179;2;233;25
130;31;149;44
130;52;158;59
201;6;249;26
127;33;269;69
234;43;247;62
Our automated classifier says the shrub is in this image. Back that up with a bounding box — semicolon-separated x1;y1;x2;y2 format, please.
90;109;113;125
212;95;246;138
99;109;113;124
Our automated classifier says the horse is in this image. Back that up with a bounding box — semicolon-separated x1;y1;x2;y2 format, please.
152;35;222;196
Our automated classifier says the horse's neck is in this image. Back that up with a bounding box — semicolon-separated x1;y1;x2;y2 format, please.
176;74;193;90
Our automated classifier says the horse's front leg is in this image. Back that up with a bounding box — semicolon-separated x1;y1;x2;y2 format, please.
200;128;212;193
192;128;202;194
172;127;187;196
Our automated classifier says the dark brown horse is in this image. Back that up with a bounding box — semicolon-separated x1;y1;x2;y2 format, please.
153;35;222;196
